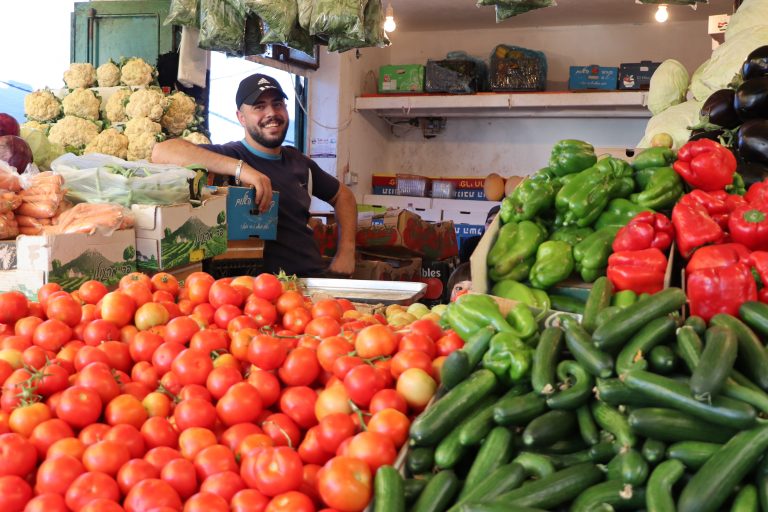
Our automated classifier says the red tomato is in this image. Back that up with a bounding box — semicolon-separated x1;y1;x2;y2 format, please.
316;456;371;512
171;349;214;387
104;394;148;429
253;274;283;302
82;440;131;476
314;383;352;421
278;347;320;387
367;408;410;448
297;425;332;466
354;324;397;359
390;349;434;379
279;386;318;430
37;283;63;310
46;296;83;328
304;317;341;338
119;272;152;291
192;303;216;325
134;302;170;332
23;493;69;512
266;491;316;512
164;317;201;346
35;454;85;495
217;382;262;426
346;431;397;473
244;297;278;328
160;458;198;500
240;446;303;497
246;369;281;408
190;328;229;355
100;292;136;328
78;423;111;447
236;433;274;460
144;447;183;472
193;444;237;480
220;423;263;453
32;319;72;352
398;331;437;359
105;423;146;459
343;365;387;408
151;273;180;296
141;416;178;449
209;281;244;309
56;386;102;430
65;471;121;512
116;458;159;495
315;337;354;373
316;413;356;454
212;305;242;330
248;335;288;371
0;291;29;325
231;488;269;512
82;320;121;348
29;418;74;459
205;365;242;400
368;389;408;415
178;427;217;461
79;498;125;512
46;437;85;461
435;331;464;357
200;470;246;502
128;331;164;363
174;398;217;431
260;413;301;448
0;474;32;512
184;492;229;512
123;478;182;512
151;342;186;375
311;299;344;321
75;362;120;404
282;307;312;334
9;402;51;438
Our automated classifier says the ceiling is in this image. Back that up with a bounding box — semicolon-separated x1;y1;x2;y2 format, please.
387;0;736;31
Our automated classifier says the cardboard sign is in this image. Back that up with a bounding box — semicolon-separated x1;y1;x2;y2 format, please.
227;188;279;241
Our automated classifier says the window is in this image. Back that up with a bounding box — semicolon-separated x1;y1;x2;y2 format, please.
208;52;307;152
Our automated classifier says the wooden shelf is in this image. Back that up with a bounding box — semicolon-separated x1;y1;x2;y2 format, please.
354;91;651;119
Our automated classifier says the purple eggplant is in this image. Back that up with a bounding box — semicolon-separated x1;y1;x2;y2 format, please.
700;89;740;129
737;119;768;166
742;45;768;81
735;77;768;121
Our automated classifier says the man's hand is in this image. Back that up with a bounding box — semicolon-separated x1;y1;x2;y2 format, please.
328;250;355;277
240;165;273;213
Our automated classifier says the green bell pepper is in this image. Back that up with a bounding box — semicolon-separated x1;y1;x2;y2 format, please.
631;147;676;171
506;302;537;339
573;226;620;282
503;172;561;223
482;332;534;385
442;302;486;341
549;226;595;248
487;222;518;268
531;289;551;311
629;166;684;211
453;294;515;334
554;157;635;227
491;279;537;305
492;220;548;277
489;256;535;283
549;139;598;177
529;240;575;290
594;198;653;230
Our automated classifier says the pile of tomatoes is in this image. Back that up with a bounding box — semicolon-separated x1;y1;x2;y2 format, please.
0;271;462;512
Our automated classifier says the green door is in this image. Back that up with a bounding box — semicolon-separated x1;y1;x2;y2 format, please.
71;0;174;66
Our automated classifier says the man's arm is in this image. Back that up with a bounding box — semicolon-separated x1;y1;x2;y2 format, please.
326;183;357;276
151;138;273;213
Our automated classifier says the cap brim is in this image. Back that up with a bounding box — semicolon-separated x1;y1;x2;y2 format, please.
239;87;288;107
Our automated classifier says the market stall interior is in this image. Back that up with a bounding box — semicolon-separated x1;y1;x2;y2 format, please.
2;0;768;510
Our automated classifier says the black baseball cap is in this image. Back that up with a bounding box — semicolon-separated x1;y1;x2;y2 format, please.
236;73;288;109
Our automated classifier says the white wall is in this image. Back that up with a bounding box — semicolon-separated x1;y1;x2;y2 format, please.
307;19;715;200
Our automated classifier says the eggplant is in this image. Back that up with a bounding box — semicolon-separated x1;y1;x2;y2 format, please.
737;161;768;188
742;45;768;81
735;77;768;121
700;89;740;129
737;119;768;166
689;128;726;142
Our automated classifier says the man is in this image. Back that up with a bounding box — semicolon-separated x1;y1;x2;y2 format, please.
152;73;357;277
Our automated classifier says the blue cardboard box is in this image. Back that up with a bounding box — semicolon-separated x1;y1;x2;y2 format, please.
455;223;484;252
226;188;279;241
569;65;618;90
618;61;661;90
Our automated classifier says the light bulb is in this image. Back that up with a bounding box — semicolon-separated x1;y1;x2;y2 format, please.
655;4;669;23
384;4;396;32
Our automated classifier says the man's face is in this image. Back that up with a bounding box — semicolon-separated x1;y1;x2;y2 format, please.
238;90;289;149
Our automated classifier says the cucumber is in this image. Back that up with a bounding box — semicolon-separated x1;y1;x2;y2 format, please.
486;463;604;509
678;423;768;512
537;436;588;455
665;441;721;470
648;344;676;374
606;448;649;486
456;504;547;512
622;369;757;429
410;469;460;512
546;360;594;410
441;326;495;390
739;300;768;339
589;441;618;464
446;463;526;512
710;314;768;391
493;390;548;427
407;447;435;476
561;315;613;378
571;480;647;512
690;325;738;399
641;438;666;465
539;449;594;469
460;426;515;499
645;459;685;512
511;453;556;479
410;369;497;447
731;484;758;512
582;276;613;333
591;401;636;448
459;391;514;447
531;327;563;395
373;465;405;512
595;378;655;407
576;404;600;446
522;410;577;448
755;455;768;512
592;288;686;351
615;315;677;375
675;325;703;373
549;294;585;314
684;315;707;336
435;394;497;469
404;477;429;505
627;407;737;444
595;305;621;330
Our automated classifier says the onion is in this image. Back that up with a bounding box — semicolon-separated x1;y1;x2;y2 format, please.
0;135;33;173
0;113;19;137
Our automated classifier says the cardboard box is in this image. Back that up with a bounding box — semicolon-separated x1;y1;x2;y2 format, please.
378;64;425;93
419;257;459;306
227;188;279;241
454;223;485;253
352;253;422;282
357;209;458;261
708;14;730;34
618;61;661;90
132;191;228;271
569;65;618;91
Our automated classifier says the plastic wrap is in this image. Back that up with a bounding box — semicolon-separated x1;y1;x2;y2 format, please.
0;161;22;193
489;44;547;91
328;0;389;53
18;172;65;219
52;202;135;236
164;0;200;28
425;58;483;94
244;0;297;44
244;14;266;56
309;0;366;40
0;192;21;214
198;0;246;54
0;212;19;240
51;153;195;207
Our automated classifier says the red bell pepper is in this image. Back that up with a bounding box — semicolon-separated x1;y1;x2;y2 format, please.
687;262;757;321
607;248;668;295
679;190;730;229
745;180;768;207
728;205;768;251
612;211;674;252
710;190;749;212
686;243;752;274
671;199;724;259
673;139;737;192
751;251;768;304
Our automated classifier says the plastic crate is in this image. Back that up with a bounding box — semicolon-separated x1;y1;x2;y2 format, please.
425;59;481;94
431;179;457;199
396;174;431;197
489;44;547;91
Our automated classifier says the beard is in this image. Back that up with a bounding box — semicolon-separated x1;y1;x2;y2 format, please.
247;116;289;149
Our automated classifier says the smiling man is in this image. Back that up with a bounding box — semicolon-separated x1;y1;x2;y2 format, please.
151;73;357;277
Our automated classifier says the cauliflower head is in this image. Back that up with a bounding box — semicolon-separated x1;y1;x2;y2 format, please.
63;63;97;89
24;90;62;122
48;115;102;149
183;131;211;145
120;58;155;87
62;88;101;121
127;132;159;161
161;92;197;135
96;61;121;87
103;88;133;123
126;88;169;122
20;121;51;135
124;116;163;139
84;128;129;159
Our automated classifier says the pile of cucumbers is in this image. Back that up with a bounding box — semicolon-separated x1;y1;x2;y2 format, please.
370;280;768;512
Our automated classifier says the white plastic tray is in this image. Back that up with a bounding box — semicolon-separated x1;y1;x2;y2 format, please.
300;278;427;305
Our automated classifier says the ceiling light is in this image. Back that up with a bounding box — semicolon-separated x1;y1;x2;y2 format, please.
655;4;669;23
384;3;396;33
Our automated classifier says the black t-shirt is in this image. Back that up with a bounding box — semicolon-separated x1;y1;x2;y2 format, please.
201;141;340;277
